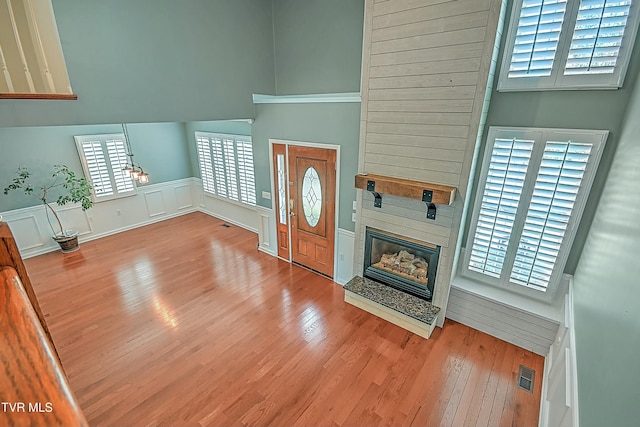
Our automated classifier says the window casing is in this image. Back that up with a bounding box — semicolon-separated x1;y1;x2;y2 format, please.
498;0;640;91
195;132;256;206
463;127;608;301
75;134;136;201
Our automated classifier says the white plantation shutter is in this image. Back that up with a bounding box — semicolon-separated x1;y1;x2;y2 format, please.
465;128;607;300
469;138;535;277
75;134;136;201
106;138;135;194
196;136;215;193
237;139;257;206
223;138;239;201
564;0;632;75
79;140;113;197
508;0;568;78
211;137;228;198
499;0;639;90
194;132;256;207
510;141;592;291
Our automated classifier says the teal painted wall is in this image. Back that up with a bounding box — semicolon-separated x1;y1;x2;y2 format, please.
572;68;640;427
463;0;640;275
0;122;191;212
250;0;364;231
120;122;192;183
272;0;364;95
0;0;275;127
251;102;361;231
184;120;253;178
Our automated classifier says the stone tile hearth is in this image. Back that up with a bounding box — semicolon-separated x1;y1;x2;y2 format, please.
344;276;440;338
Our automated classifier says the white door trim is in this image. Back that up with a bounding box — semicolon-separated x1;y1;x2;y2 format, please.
268;138;341;278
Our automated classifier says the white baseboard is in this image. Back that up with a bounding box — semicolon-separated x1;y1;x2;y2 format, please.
79;208;198;244
198;206;258;233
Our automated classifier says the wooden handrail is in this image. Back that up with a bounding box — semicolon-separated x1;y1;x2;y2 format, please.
0;222;54;348
0;266;88;427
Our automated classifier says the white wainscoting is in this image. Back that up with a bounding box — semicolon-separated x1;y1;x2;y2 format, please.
1;178;266;259
539;279;579;427
256;205;277;256
335;228;355;285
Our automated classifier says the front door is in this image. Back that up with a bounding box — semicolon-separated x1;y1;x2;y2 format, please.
288;146;336;278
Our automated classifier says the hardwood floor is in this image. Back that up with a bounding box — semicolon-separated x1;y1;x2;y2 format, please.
24;212;543;426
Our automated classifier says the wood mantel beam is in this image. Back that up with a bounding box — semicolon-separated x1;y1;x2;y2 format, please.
355;173;456;206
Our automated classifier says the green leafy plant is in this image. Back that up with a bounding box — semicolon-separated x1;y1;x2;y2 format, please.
3;165;93;237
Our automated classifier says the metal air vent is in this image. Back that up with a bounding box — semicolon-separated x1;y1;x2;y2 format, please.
517;365;535;393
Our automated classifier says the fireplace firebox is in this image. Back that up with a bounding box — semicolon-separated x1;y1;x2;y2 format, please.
363;228;440;301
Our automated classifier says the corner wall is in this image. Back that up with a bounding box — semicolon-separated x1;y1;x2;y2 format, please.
571;60;640;427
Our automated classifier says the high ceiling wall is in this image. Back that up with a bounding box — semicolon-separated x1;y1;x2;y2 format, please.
0;0;276;127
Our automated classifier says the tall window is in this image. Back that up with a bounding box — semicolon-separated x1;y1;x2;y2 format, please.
75;134;136;201
498;0;640;91
195;132;256;206
464;127;607;300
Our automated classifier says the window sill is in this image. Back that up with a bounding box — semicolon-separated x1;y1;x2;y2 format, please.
496;84;621;93
450;274;566;323
0;93;77;100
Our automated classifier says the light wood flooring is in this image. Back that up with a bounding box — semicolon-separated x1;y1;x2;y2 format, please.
24;212;543;426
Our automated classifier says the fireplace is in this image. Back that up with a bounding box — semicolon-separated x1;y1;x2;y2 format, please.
363;228;440;301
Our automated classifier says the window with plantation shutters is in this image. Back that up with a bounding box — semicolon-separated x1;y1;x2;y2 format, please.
195;132;257;207
498;0;639;91
74;134;136;201
464;127;607;300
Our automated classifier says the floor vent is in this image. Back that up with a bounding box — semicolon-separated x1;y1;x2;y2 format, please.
221;224;231;228
518;365;535;393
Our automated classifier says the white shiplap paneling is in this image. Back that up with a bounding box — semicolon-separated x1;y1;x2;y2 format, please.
371;11;490;42
354;0;504;329
446;286;559;355
372;0;491;29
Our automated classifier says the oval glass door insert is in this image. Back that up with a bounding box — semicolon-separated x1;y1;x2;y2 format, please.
302;166;322;227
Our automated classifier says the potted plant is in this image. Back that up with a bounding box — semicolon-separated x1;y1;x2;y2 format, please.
3;165;93;253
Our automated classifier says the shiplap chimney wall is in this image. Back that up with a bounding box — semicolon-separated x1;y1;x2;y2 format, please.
353;0;504;326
